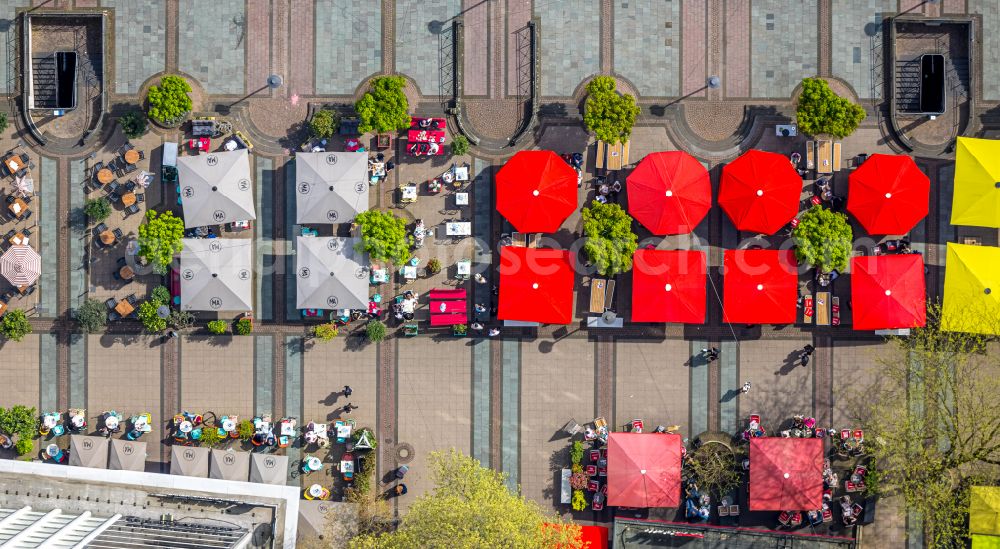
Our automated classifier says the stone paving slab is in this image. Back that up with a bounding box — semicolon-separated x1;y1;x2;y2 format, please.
395;0;460;95
255;157;273;321
681;0;707;97
179;336;255;419
87;335;162;446
613;0;681;97
536;0;600;97
462;0;488;96
831;0;895;100
723;0;750;98
301;338;377;429
315;0;381;95
749;0;818;98
735;337;813;432
177;0;245;95
105;0;166;95
614;338;691;434
38;157;57;317
0;2;30;90
831;339;888;427
970;1;1000;100
0;335;40;409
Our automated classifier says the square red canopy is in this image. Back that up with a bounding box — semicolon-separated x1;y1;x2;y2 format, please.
497;247;574;324
631;249;706;323
607;432;682;508
722;249;798;324
851;254;927;330
749;438;824;511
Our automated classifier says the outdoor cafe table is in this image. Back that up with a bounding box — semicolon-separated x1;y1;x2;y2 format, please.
815;291;831;326
431;300;466;314
455;192;469;206
119;265;135;280
8;197;28;217
3;154;25;174
408;129;445;143
8;232;24;246
445;222;471;236
98;230;115;246
124;149;140;165
115;299;134;316
97;168;114;185
121;192;137;207
589;279;607;314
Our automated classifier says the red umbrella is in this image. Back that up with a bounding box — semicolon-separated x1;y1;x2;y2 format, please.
607;432;682;508
851;254;927;330
749;438;824;511
722;249;798;324
719;150;803;234
848;154;929;235
626;151;711;234
497;246;574;324
631;249;706;323
495;151;578;233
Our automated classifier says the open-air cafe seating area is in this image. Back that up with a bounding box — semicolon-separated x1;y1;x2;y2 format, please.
0;146;40;317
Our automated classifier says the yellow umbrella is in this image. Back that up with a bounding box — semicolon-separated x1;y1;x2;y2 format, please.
942;243;1000;335
974;535;1000;549
971;486;1000;536
952;137;1000;227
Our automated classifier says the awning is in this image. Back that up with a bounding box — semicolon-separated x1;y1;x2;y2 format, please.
719;150;802;234
178;149;256;228
942;243;1000;335
495;151;578;233
179;238;253;312
626;151;711;235
631;249;706;323
108;438;147;472
848;154;929;235
250;452;289;485
68;435;109;469
0;244;40;287
497;246;574;324
722;249;798;324
295;236;369;311
971;486;1000;536
209;449;251;482
170;445;209;477
294;151;370;224
749;437;824;511
851;254;926;330
951;137;1000;228
606;432;682;508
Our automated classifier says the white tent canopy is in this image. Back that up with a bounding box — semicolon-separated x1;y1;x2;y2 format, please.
170;445;209;477
178;149;256;228
295;236;369;311
209;449;251;482
295;151;370;224
250;453;289;485
68;435;109;469
180;238;253;312
108;439;147;472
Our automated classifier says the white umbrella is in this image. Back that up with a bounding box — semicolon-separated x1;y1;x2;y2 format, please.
295;236;369;310
294;152;370;224
179;238;253;311
177;149;256;228
13;175;33;197
0;244;40;287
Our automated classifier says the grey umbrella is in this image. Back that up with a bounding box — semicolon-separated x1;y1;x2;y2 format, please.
177;149;256;228
249;452;289;485
109;438;147;471
295;236;369;311
68;435;109;468
179;238;253;312
170;445;209;477
295;151;370;224
209;448;251;481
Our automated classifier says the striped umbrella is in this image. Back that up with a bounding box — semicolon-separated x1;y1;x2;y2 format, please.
0;244;41;287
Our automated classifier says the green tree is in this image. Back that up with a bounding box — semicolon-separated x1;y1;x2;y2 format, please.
84;197;112;222
137;300;167;333
350;449;582;549
791;205;852;273
235;317;253;335
451;135;470;156
366;319;387;343
354;76;411;134
686;441;742;501
795;77;866;138
584;76;640;144
0;112;8;133
581;202;638;276
119;111;147;139
354;210;410;265
146;75;193;124
76;298;107;334
312;323;339;341
138;210;185;274
237;419;255;441
151;285;171;303
309;109;339;138
845;304;1000;548
0;310;32;342
207;320;228;334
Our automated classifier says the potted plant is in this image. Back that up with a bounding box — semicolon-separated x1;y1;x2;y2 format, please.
453;323;467;337
146;75;193;127
571;490;588;511
569;470;589;491
570;440;584;466
236;419;255;442
207;320;228;335
234;317;253;336
426;258;442;276
366;319;387;343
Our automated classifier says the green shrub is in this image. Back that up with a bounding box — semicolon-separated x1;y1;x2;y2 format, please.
168;309;194;330
582;202;638;276
0;112;8;133
354;210;410;265
796;77;866;138
14;437;33;456
137;300;167;333
792;205;853;273
0;310;32;342
366;319;387;343
312;323;339;341
138;210;185;275
426;258;442;275
146;75;193;125
84;197;111;222
237;419;255;441
235;318;253;335
199;426;223;447
451;135;470;156
309;109;339;138
119;111;147;139
151;285;171;303
584;76;640;144
570;440;584;466
0;405;36;439
355;76;411;134
207;320;228;335
571;489;588;511
76;298;107;334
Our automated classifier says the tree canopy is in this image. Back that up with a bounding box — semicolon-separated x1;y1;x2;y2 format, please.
355;76;411;134
582;202;638;276
119;111;147;139
451;135;470;156
84;197;111;222
76;298;107;334
146;75;193;125
845;304;1000;547
309;109;339;138
795;77;866;138
791;205;852;273
0;309;32;342
584;76;640;144
138;210;185;274
137;300;167;333
350;449;582;549
354;210;410;265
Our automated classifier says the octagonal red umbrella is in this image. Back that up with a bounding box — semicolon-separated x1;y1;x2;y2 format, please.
495;150;578;233
719;150;803;234
497;246;574;324
631;249;706;323
626;151;711;234
607;432;682;508
722;249;798;324
851;254;927;330
848;154;929;235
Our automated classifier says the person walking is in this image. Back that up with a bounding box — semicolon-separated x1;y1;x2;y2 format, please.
343;385;353;397
803;344;815;355
740;381;752;394
342;403;357;414
487;328;501;337
702;347;720;362
801;353;810;367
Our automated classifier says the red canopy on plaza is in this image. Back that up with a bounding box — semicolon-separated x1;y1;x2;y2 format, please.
631;249;706;323
851;254;927;330
749;438;824;511
607;432;682;508
626;151;712;234
495;150;578;233
719;150;803;234
497;246;574;324
722;249;798;324
847;154;929;235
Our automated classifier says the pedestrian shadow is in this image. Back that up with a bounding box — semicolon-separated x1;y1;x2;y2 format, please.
685;354;709;368
720;389;740;403
320;391;341;407
776;351;803;376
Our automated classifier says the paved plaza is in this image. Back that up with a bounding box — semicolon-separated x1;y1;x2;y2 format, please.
5;0;1000;546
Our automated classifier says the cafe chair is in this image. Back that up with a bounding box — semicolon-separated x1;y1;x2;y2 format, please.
126;294;138;306
21;210;31;221
21;228;30;237
135;193;145;203
124;204;140;217
4;195;14;204
107;311;120;322
106;181;120;195
4;229;15;241
112;228;124;240
117;257;127;267
125;181;137;193
104;298;116;310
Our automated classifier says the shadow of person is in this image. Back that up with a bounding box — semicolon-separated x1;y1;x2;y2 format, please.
776;350;804;375
720;388;740;403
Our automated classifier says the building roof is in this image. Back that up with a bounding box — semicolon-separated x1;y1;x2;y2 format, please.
294;151;370;224
178;149;256;229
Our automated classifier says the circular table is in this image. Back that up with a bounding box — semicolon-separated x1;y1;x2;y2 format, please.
308;484;325;498
121;192;136;207
97;168;114;185
179;421;193;434
100;231;115;245
222;419;236;432
105;416;119;430
306;456;322;471
119;265;134;280
71;415;85;428
43;415;57;429
124;150;140;164
46;444;60;458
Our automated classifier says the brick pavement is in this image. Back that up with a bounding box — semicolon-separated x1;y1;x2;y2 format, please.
270;0;289;99
245;0;270;95
735;337;813;432
614;338;691;435
287;0;315;96
681;0;707;98
506;0;531;98
722;0;749;98
0;335;40;409
970;1;1000;100
179;336;255;419
461;0;488;97
87;335;162;450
